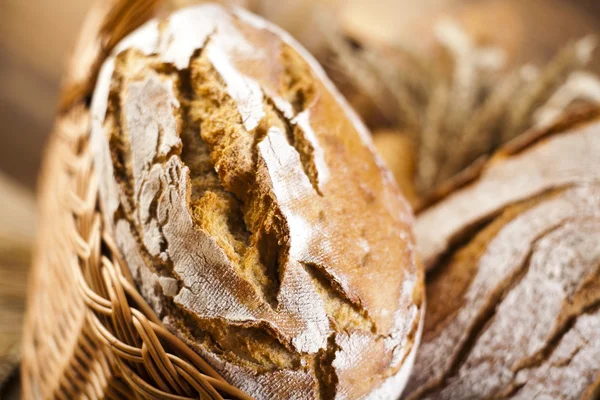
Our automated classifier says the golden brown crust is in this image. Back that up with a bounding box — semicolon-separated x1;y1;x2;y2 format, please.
406;112;600;399
90;4;423;399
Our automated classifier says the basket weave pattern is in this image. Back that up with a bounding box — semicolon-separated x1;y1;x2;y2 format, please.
21;102;251;399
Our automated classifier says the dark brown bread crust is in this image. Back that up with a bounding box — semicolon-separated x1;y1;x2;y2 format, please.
90;4;423;399
406;111;600;399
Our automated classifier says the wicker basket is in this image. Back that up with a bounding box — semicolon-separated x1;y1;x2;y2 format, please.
21;1;251;398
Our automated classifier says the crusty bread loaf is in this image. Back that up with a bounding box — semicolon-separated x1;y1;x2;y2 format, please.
405;108;600;399
90;4;424;399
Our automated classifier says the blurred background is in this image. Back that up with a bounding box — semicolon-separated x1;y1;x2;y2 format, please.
0;0;599;397
3;0;600;190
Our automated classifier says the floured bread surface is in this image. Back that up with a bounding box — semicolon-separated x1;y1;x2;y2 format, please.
416;111;600;269
90;4;423;399
406;115;600;399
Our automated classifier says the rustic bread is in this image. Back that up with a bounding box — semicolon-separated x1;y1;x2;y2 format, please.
90;4;424;399
405;108;600;399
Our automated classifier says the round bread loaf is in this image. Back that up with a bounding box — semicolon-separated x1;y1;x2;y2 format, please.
90;4;424;399
405;108;600;399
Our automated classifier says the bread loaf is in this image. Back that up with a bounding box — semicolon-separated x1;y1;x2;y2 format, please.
405;108;600;399
90;4;424;399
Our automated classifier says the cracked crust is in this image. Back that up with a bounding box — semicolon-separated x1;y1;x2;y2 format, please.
405;112;600;399
90;4;423;399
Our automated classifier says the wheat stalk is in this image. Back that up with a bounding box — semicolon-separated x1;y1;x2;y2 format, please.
438;70;523;182
505;36;597;140
361;48;422;135
417;83;449;192
322;26;401;123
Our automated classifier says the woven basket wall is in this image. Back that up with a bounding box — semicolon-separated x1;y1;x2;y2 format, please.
21;1;251;399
